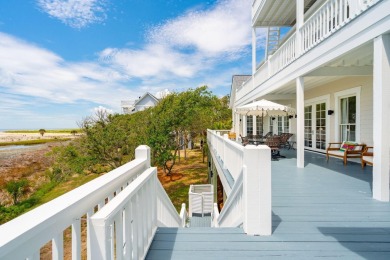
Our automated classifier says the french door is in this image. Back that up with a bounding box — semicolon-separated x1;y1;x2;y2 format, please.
304;101;327;151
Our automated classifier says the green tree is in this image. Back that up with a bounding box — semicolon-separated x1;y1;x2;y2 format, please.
5;180;29;205
39;129;46;136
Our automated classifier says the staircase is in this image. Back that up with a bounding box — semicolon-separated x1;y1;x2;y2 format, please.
146;227;244;260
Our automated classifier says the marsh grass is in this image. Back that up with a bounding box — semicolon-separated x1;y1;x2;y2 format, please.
0;139;71;146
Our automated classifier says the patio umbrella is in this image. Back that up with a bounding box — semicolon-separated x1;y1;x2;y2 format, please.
236;99;296;135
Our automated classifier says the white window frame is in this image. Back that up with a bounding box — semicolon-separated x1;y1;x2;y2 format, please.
334;86;361;143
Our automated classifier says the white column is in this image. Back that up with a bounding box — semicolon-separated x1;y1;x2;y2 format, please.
296;77;305;168
373;34;390;202
243;145;272;236
252;28;257;74
296;0;304;55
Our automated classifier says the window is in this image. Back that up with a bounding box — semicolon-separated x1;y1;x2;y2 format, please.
277;116;290;135
256;116;263;135
340;96;356;141
269;117;274;134
246;116;253;136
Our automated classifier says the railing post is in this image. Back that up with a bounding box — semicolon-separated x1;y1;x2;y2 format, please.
243;145;272;236
135;145;151;167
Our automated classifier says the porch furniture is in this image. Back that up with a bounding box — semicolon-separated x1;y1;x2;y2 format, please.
249;134;263;145
228;132;236;140
279;133;294;149
326;142;365;165
361;146;373;168
240;135;249;146
265;136;282;160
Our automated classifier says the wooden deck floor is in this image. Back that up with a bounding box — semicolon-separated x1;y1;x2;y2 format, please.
147;151;390;259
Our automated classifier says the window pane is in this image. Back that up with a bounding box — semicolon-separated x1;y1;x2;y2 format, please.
348;96;356;123
341;98;348;124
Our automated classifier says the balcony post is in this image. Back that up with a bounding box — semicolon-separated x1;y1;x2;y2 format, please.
243;145;272;235
296;0;304;55
296;76;305;168
135;145;151;168
373;34;390;201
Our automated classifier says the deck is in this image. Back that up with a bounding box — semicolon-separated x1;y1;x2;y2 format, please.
147;150;390;259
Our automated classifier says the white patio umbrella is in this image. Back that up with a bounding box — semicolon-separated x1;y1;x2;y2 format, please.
236;99;296;135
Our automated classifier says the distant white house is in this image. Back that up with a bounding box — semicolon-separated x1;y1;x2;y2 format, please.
121;90;170;114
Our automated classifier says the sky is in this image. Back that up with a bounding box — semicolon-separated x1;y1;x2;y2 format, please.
0;0;266;130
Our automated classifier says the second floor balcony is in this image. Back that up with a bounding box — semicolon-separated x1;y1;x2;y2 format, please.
238;0;384;105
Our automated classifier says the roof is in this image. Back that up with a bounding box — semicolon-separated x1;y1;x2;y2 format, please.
134;92;159;106
229;75;251;108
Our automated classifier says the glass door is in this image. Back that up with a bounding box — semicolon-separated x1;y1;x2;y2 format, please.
304;105;312;147
304;102;327;151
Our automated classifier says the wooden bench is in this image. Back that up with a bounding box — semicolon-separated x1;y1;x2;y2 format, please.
326;142;365;165
361;146;373;168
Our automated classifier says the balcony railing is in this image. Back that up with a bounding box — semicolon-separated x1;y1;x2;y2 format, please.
239;0;380;101
207;130;272;235
0;145;184;260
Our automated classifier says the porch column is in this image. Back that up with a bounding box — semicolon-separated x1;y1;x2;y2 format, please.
296;0;304;55
373;34;390;202
296;77;305;168
252;28;257;75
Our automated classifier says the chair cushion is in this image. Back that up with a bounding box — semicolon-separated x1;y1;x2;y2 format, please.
328;150;345;157
340;141;357;152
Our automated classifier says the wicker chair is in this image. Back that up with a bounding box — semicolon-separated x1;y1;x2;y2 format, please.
326;142;365;165
361;146;373;168
279;133;294;149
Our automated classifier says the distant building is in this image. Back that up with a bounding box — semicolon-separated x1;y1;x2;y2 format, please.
121;90;170;114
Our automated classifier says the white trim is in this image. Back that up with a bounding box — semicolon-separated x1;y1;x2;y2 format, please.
334;86;361;143
304;94;331;152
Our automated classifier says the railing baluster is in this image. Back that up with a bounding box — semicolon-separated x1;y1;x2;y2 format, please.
72;218;81;260
52;232;64;260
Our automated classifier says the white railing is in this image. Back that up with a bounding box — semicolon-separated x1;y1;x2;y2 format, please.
0;145;185;260
240;0;380;100
208;130;272;235
211;203;220;227
179;203;188;227
216;170;244;228
269;32;297;75
0;145;150;260
89;167;158;260
156;178;184;227
89;166;184;259
207;130;244;182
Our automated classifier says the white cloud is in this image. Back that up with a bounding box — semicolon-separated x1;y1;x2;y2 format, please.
92;105;113;115
149;0;252;56
0;32;130;107
37;0;107;28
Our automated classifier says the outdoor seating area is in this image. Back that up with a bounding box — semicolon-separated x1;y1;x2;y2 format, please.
326;142;366;165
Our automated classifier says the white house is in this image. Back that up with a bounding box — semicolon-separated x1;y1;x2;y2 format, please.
121;92;160;114
230;0;390;201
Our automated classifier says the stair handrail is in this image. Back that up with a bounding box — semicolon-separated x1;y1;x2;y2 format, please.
216;169;244;227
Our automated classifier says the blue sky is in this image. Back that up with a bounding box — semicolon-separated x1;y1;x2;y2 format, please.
0;0;266;129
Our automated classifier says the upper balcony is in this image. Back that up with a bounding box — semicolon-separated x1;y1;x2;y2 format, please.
237;0;383;105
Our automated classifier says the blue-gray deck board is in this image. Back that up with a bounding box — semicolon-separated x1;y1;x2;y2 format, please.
147;150;390;259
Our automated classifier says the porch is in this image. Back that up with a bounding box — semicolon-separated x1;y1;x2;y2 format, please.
147;150;390;259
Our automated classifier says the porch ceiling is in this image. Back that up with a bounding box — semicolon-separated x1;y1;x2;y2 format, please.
263;43;374;96
253;0;321;27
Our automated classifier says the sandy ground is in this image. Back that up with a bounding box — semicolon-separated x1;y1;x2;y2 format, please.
0;132;77;143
